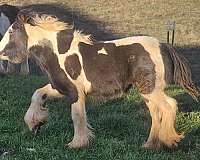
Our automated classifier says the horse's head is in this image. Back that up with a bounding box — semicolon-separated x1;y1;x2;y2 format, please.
0;9;74;64
0;12;32;63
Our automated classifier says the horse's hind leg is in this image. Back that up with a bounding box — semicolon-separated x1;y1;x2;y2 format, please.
142;93;161;149
142;90;184;149
158;93;184;147
20;57;29;75
0;61;5;73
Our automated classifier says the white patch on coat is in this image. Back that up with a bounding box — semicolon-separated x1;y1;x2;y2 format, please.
67;34;93;94
97;47;108;55
58;51;92;95
24;24;59;55
0;12;11;36
67;31;93;54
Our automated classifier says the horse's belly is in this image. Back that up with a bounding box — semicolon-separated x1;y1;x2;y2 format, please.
89;75;124;100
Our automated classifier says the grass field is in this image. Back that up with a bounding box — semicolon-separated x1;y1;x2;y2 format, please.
0;76;200;160
0;0;200;159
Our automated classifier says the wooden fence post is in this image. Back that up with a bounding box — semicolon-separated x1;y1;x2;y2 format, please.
166;20;176;45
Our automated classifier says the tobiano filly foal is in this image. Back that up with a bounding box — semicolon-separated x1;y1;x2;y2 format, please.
0;11;198;149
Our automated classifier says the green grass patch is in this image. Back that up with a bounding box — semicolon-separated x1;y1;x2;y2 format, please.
0;76;200;159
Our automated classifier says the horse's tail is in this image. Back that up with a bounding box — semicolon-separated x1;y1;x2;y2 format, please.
163;43;199;101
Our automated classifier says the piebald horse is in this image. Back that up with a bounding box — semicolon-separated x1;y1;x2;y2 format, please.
0;11;198;149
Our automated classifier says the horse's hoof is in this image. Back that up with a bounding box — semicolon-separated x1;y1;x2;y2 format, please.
0;72;6;77
143;141;161;150
31;122;45;136
67;139;89;149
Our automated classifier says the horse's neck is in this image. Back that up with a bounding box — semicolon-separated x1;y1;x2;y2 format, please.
26;25;59;54
27;28;74;56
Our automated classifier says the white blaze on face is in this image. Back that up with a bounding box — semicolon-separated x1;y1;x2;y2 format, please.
0;12;11;36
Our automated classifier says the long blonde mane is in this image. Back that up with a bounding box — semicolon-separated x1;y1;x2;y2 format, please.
32;14;70;32
31;14;93;44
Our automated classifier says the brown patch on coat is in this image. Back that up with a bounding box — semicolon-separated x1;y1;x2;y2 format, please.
65;54;81;80
57;29;74;54
118;43;156;94
78;42;155;99
78;42;126;100
29;45;78;104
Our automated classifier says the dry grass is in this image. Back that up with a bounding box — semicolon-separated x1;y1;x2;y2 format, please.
1;0;200;45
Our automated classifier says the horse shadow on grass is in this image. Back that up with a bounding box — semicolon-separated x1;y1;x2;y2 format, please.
18;3;122;75
176;45;200;83
175;46;200;151
21;3;119;40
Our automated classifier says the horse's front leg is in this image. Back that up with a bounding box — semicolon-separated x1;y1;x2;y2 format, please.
24;84;64;134
0;60;5;73
68;93;94;149
20;57;29;75
6;62;18;74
